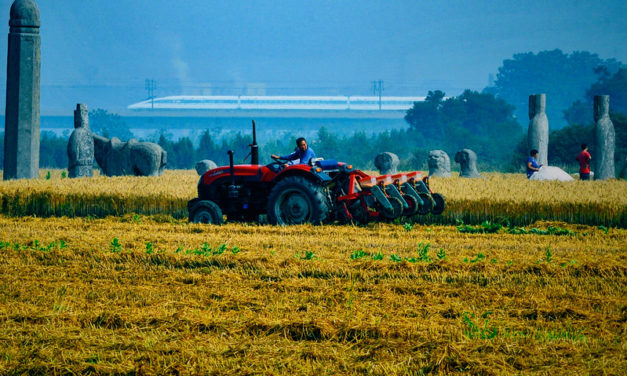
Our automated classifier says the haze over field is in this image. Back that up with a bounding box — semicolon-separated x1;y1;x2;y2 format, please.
0;0;625;114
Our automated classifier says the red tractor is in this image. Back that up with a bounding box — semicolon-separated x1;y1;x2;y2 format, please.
188;121;445;225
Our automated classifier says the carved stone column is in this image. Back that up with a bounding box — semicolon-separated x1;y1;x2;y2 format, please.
528;94;548;166
3;0;41;180
594;95;615;180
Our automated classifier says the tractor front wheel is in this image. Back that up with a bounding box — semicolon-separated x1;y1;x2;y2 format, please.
267;176;330;225
189;200;224;224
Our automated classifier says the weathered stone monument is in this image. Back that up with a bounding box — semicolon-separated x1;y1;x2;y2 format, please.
67;104;94;178
93;135;167;177
374;152;399;175
528;94;548;166
454;149;481;178
593;95;615;180
195;159;217;175
428;150;451;177
3;0;40;180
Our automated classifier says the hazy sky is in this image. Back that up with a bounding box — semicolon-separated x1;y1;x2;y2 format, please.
0;0;625;113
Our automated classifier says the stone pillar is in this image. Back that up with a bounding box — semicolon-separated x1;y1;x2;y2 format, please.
528;94;548;166
195;159;217;175
428;150;451;177
593;95;615;180
67;104;94;178
454;149;481;178
3;0;41;180
374;152;399;175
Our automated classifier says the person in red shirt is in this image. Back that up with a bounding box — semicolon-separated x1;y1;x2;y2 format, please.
576;143;592;180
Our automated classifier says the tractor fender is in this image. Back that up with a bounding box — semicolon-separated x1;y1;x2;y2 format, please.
272;168;331;187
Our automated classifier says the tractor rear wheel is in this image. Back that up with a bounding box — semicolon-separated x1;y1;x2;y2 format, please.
189;200;224;224
267;176;330;225
431;193;446;215
417;193;433;215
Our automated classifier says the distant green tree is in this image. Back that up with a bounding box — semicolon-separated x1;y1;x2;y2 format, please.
484;49;624;128
564;68;627;125
171;137;195;169
404;90;522;168
39;132;68;168
404;90;446;139
196;130;217;162
89;109;133;140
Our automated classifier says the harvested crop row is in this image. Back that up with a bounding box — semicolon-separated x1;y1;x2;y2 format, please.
0;216;624;375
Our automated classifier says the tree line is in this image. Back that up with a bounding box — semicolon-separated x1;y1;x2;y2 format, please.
0;49;625;173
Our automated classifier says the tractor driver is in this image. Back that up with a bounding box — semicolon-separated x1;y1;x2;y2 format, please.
271;137;316;168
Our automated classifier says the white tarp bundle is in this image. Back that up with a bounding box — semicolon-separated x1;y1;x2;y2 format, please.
529;166;574;181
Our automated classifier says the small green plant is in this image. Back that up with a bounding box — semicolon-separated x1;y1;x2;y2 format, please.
110;238;122;253
61;171;67;179
45;171;51;180
214;243;227;255
403;222;414;232
545;246;552;263
598;225;609;234
457;221;502;234
132;214;142;223
437;248;446;260
145;242;154;254
231;246;240;255
371;252;384;261
297;251;317;260
469;253;485;263
350;250;370;260
462;312;498;339
200;242;212;255
416;242;431;262
389;254;402;262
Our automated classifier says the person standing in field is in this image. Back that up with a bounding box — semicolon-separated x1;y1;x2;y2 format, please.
526;149;542;178
576;143;592;180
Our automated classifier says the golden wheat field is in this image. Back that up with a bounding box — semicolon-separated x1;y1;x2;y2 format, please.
0;214;625;375
0;170;626;374
0;169;625;226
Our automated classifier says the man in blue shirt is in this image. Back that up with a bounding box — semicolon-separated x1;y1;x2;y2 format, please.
271;137;316;167
526;149;542;178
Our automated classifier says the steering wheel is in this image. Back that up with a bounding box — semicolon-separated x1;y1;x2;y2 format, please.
271;156;290;164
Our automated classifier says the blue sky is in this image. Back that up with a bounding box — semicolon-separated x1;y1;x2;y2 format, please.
0;0;625;113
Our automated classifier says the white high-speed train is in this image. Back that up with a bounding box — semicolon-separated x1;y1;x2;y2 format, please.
127;95;425;112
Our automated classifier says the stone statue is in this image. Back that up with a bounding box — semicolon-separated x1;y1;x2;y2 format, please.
195;159;217;175
593;95;615;180
374;152;399;175
454;149;481;178
67;104;94;178
3;0;41;180
528;94;549;166
93;135;167;177
428;150;451;177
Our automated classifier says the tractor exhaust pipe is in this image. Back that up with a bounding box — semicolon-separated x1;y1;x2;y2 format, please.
250;120;259;165
227;150;238;199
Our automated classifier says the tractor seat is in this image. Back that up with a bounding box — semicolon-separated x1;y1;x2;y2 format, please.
314;159;339;171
